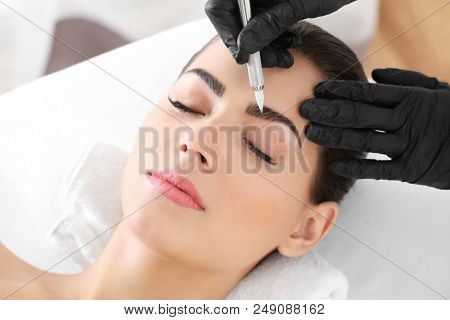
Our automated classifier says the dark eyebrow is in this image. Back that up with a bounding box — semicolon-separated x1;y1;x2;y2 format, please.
183;68;225;97
246;104;303;149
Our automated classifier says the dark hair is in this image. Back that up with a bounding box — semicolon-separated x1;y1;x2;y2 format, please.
180;21;367;205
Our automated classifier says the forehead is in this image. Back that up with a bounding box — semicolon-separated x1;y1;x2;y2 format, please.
185;38;325;123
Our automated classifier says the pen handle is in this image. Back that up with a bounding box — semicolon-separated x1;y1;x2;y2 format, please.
247;52;264;90
238;0;264;90
237;0;251;26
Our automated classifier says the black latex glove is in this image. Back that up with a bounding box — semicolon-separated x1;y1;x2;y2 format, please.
205;0;356;68
300;68;450;190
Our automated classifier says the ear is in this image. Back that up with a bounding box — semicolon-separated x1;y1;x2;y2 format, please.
276;201;339;257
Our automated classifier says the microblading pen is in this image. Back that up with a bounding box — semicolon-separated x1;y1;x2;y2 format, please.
237;0;265;113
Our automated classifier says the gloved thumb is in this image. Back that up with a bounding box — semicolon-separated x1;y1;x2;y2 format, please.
372;68;442;89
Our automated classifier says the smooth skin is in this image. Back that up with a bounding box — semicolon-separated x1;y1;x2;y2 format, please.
0;39;338;299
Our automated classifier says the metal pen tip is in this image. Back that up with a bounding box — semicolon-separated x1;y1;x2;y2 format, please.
255;90;264;113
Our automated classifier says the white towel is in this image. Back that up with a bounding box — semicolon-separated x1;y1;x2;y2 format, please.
48;142;127;269
48;142;349;299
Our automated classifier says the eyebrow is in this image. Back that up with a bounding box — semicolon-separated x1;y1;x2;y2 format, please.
246;104;303;149
184;68;225;97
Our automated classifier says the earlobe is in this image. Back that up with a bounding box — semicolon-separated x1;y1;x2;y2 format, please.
277;202;339;258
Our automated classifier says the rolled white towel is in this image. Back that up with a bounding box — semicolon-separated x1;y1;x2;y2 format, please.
227;250;348;300
48;142;349;299
48;142;127;270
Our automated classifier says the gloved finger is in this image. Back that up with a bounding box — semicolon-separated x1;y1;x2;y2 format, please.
205;0;243;62
259;31;296;68
260;46;294;68
239;0;357;55
314;80;409;107
272;30;298;48
329;158;405;181
372;68;442;89
300;99;402;131
237;3;299;56
439;82;450;90
305;123;404;157
297;0;357;18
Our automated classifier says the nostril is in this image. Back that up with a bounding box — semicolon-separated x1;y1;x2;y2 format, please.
200;154;207;164
180;144;188;152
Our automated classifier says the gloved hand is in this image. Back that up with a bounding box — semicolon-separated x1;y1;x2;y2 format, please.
205;0;356;68
300;68;450;190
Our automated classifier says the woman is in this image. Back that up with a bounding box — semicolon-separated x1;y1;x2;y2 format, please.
0;21;366;299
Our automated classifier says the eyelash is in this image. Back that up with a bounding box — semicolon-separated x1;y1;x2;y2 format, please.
169;96;275;166
168;97;204;116
242;138;276;165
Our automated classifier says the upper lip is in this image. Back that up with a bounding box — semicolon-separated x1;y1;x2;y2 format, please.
147;170;204;209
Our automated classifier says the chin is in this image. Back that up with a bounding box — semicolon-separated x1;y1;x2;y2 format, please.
124;203;176;253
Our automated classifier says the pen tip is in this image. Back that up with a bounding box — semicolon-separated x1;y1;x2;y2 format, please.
255;90;264;113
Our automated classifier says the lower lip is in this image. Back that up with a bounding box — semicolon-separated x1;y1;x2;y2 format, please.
146;174;203;211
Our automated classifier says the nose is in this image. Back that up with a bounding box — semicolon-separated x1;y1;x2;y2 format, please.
178;132;215;173
179;143;208;164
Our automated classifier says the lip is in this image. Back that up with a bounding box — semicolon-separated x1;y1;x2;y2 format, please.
146;170;204;211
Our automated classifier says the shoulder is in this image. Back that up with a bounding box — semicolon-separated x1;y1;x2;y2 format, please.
0;243;45;299
0;242;23;275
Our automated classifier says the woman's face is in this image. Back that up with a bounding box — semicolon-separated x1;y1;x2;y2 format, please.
121;39;338;274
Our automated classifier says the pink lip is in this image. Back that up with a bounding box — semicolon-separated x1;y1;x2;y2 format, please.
146;170;204;211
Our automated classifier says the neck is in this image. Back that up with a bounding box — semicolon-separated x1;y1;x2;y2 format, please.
67;223;247;299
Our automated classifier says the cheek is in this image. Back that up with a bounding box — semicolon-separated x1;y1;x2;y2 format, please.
120;109;173;217
138;108;182;172
121;146;142;217
211;175;305;254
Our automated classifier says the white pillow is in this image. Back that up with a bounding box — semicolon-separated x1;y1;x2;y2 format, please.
0;17;449;299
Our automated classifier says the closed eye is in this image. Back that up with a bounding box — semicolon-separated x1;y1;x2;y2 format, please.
242;138;277;166
168;96;205;116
